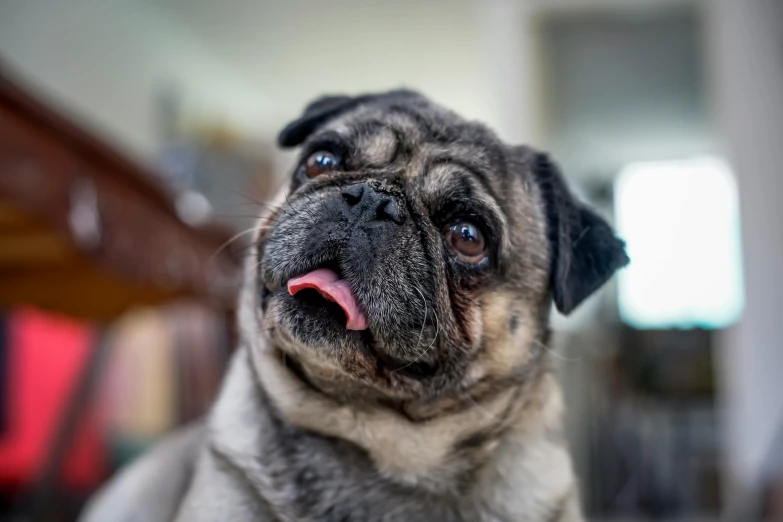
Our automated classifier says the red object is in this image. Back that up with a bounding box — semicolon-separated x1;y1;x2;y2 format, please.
0;308;106;489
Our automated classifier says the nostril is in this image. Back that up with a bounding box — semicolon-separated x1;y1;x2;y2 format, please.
341;185;364;206
376;198;405;225
341;183;405;224
375;199;389;221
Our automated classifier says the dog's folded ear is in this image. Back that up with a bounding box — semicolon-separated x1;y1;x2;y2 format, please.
278;95;361;148
525;150;629;315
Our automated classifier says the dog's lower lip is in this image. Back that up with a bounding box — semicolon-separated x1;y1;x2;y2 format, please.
362;332;438;381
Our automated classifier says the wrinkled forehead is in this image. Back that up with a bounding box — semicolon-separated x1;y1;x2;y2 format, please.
316;103;504;172
304;102;513;203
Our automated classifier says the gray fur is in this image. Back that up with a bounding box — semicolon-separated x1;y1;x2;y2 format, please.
81;90;628;522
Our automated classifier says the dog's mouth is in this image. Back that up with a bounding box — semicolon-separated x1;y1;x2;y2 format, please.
268;252;439;381
278;262;438;381
287;266;368;331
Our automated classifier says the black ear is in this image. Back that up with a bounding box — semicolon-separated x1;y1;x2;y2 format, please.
531;153;629;315
277;95;361;148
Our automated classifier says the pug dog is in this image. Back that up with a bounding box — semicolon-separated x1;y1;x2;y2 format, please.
81;90;628;522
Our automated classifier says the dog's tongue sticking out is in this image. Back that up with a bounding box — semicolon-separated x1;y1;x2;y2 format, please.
287;268;368;331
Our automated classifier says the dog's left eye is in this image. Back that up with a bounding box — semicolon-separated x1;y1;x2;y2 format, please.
304;151;340;178
444;220;487;263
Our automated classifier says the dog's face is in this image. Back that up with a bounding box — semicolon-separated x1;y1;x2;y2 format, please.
255;91;627;404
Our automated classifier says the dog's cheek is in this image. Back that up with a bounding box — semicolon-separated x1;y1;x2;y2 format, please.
465;291;536;384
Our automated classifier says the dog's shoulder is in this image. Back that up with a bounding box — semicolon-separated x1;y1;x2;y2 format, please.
79;422;205;522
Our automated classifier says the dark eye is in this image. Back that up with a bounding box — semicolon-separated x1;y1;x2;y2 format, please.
444;220;487;263
304;151;340;178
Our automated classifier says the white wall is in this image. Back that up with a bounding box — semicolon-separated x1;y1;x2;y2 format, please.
1;0;540;162
149;0;518;143
0;0;270;161
708;0;783;491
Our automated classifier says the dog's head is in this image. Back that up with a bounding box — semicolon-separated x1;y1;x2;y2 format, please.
253;90;627;404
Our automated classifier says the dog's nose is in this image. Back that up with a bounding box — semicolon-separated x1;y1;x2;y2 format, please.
341;183;406;225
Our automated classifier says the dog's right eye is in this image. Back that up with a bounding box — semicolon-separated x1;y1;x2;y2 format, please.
304;151;340;178
444;220;487;263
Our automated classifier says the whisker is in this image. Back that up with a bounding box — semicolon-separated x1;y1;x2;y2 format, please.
391;285;440;374
413;286;429;351
211;214;280;220
463;393;506;426
208;227;259;266
221;185;284;211
532;339;582;362
283;191;302;218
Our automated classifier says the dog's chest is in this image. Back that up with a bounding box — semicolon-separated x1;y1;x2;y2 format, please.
212;419;574;522
245;428;474;522
206;352;475;521
203;350;577;522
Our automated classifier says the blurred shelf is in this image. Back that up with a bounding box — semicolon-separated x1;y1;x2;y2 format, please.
0;60;241;321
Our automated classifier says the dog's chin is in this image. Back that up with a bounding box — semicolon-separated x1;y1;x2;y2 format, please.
261;288;440;401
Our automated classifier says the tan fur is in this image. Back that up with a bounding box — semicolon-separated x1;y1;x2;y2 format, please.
242;187;568;495
241;218;554;491
422;162;511;255
356;127;398;165
78;91;620;522
201;345;582;521
467;292;537;385
253;343;576;507
472;374;579;521
233;146;583;518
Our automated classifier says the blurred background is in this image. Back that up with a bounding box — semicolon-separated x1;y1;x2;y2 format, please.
0;0;781;521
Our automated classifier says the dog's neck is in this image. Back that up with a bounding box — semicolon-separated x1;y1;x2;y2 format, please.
279;347;518;424
207;344;577;520
227;278;576;516
243;332;552;488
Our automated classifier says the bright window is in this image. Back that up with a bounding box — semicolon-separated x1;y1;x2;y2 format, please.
614;157;744;329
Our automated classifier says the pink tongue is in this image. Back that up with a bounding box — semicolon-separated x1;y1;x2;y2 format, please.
287;268;368;331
